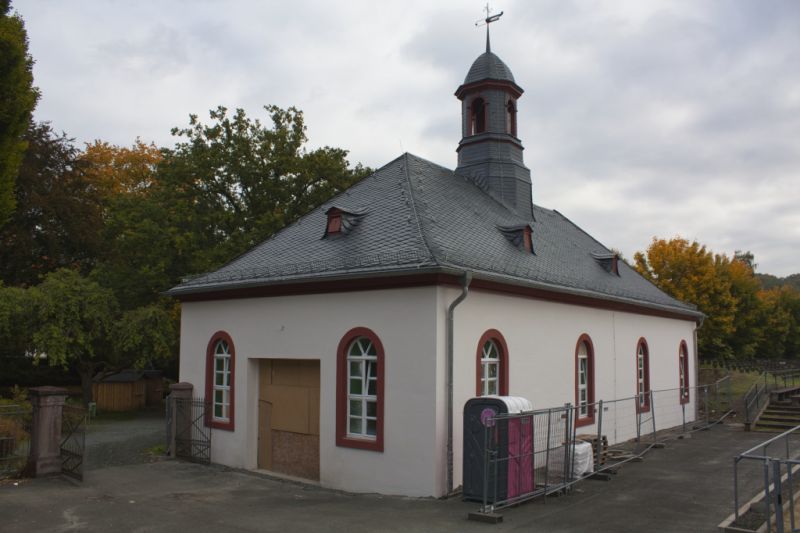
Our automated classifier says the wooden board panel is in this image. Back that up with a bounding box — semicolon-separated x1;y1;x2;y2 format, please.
270;430;320;481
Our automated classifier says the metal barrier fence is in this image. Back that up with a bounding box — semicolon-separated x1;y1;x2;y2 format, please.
474;378;732;515
733;426;800;533
0;404;32;479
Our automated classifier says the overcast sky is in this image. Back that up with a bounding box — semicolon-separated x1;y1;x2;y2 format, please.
16;0;800;276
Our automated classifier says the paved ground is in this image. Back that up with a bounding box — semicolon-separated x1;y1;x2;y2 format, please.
0;421;773;532
84;410;165;471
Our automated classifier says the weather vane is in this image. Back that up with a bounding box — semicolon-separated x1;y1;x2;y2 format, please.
475;3;503;53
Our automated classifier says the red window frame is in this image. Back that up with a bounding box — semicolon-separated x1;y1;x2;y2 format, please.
327;209;343;234
679;340;690;404
475;329;509;396
506;99;517;136
635;338;651;413
574;334;595;427
469;97;487;135
523;226;532;253
204;330;235;431
336;327;385;452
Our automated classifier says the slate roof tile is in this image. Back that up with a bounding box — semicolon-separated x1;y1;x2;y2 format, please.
169;153;699;318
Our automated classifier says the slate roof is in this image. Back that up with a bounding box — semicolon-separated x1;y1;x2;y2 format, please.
168;153;701;320
464;51;516;85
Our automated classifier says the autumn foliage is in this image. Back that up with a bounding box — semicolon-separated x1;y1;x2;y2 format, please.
635;237;800;361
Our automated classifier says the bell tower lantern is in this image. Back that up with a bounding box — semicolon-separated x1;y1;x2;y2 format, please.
455;13;533;220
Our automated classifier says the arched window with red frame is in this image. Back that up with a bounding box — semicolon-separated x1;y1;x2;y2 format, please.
575;334;595;427
336;327;385;452
204;331;235;430
679;341;690;404
506;99;517;136
636;338;651;413
476;329;509;396
470;97;487;135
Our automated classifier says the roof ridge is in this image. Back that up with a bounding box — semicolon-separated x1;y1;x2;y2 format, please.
401;153;437;264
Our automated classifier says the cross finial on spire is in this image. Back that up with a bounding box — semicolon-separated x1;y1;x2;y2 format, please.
475;3;504;53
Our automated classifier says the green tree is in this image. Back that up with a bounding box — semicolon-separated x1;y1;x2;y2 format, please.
29;269;177;404
727;251;764;358
0;0;39;226
29;269;118;404
0;123;104;286
160;105;370;272
634;237;737;359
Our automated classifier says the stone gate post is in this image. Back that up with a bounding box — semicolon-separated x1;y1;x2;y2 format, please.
28;386;68;477
169;382;193;458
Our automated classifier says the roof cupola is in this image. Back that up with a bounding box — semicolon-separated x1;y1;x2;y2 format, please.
455;11;533;220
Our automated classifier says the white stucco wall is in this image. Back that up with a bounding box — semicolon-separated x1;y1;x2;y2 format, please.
438;286;697;493
178;286;440;497
178;283;696;498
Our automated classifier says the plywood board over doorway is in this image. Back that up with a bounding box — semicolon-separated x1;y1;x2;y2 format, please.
258;359;320;481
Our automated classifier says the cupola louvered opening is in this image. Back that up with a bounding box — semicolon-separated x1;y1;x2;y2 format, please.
591;252;620;276
498;224;534;254
323;207;367;238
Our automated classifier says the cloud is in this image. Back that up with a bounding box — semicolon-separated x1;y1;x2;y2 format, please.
16;0;800;275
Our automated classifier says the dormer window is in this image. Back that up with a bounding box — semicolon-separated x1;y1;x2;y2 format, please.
522;226;532;253
470;97;486;135
498;224;534;254
592;252;620;276
327;209;343;235
323;206;367;238
506;100;517;136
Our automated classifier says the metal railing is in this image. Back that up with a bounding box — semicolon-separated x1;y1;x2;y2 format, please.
733;426;800;533
743;370;800;427
473;378;733;516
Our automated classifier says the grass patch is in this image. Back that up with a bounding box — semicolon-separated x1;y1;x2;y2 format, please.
700;366;762;398
145;443;167;461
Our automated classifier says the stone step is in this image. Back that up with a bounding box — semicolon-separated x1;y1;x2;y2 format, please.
754;420;800;430
759;416;800;424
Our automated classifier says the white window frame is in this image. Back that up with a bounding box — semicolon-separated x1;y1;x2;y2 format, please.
480;340;500;396
212;340;231;422
347;337;378;439
637;343;647;408
679;347;689;400
578;342;589;417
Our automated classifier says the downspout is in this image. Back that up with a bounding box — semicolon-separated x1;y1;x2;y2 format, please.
446;272;472;495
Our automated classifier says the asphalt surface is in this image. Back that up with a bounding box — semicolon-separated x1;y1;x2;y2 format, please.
0;420;772;532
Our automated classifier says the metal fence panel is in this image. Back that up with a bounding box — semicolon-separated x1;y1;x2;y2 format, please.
471;377;733;517
0;405;32;479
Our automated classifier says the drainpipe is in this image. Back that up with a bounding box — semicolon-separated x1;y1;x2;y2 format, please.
446;272;472;495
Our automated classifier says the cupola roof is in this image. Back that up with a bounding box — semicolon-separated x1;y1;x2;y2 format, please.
463;51;516;85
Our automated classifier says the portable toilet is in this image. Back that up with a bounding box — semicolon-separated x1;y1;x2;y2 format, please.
463;396;534;502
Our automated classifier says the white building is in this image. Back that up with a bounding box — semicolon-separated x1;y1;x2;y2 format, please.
169;37;702;498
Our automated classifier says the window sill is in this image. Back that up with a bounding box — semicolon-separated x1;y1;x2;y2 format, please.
336;434;383;452
575;416;595;428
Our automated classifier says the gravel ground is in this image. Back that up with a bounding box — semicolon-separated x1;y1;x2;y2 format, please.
85;410;165;470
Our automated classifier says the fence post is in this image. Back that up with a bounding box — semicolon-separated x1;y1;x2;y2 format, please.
764;460;773;533
27;386;68;477
481;422;490;514
564;403;573;487
635;397;641;444
650;390;657;443
734;457;740;520
544;408;552;496
168;382;194;459
682;402;686;434
704;386;710;426
727;376;732;411
773;460;785;533
595;400;603;472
